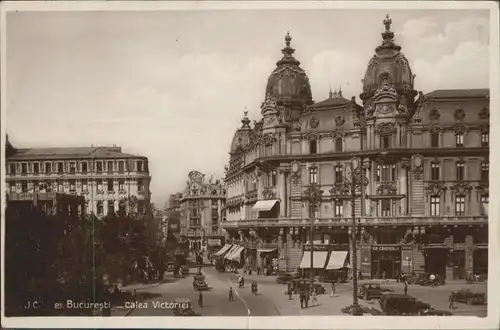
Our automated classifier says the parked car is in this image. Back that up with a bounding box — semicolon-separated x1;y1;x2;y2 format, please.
276;272;300;284
452;289;486;305
358;283;392;300
379;293;452;316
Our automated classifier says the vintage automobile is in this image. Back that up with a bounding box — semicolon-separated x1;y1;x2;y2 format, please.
358;283;392;300
452;289;487;305
192;274;208;291
182;265;190;275
276;272;301;284
379;293;452;316
172;299;198;316
419;273;446;286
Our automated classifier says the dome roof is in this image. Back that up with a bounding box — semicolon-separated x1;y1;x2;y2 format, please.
229;112;252;154
360;15;416;102
265;32;313;111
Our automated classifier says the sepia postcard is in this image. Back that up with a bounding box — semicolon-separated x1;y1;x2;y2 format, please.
1;1;499;329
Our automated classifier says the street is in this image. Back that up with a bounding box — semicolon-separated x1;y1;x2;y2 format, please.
113;263;488;317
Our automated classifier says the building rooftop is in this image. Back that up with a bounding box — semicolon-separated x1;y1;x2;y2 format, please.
7;146;147;161
425;89;489;100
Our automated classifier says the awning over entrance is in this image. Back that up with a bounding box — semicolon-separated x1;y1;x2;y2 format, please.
224;245;239;260
252;200;279;211
299;251;329;269
257;248;277;253
214;244;232;256
326;251;349;270
227;245;245;262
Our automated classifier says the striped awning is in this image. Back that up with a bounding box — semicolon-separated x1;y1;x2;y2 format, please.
214;244;232;256
224;245;240;260
252;200;279;211
299;251;329;269
227;246;245;262
325;251;349;270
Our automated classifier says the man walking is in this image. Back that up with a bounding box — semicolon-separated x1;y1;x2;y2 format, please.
198;291;203;308
330;282;336;298
229;287;235;302
448;292;455;309
404;281;408;295
299;291;305;309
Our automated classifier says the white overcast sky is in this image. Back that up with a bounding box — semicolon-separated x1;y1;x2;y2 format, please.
4;8;490;206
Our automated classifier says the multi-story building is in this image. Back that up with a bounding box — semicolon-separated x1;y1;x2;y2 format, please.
166;193;183;212
5;142;151;218
176;170;226;250
221;16;489;280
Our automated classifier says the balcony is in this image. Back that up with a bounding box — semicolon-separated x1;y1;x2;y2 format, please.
219;216;488;228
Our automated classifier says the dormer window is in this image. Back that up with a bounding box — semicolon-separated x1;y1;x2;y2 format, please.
310;140;317;154
380;135;391;149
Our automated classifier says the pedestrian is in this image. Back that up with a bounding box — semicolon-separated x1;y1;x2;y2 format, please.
198;291;203;308
358;271;362;280
229;287;234;302
299;292;304;309
311;289;318;306
404;281;408;295
330;282;336;298
253;281;258;295
238;275;242;288
305;291;310;308
257;266;261;275
430;273;436;287
241;275;245;288
449;292;455;309
248;268;252;276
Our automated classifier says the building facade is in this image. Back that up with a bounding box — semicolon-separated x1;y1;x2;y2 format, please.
176;170;226;250
221;16;489;280
5;144;151;218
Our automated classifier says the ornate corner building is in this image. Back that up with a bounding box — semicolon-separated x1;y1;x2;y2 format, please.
222;16;489;280
5;137;151;218
176;171;227;249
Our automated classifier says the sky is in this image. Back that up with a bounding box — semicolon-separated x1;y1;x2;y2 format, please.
4;8;490;207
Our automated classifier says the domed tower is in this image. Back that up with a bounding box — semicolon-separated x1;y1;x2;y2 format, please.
360;15;419;149
229;111;253;156
265;32;313;123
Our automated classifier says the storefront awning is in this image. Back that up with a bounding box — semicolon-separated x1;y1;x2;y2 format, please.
257;248;277;253
214;244;232;256
299;251;329;269
227;245;245;262
326;251;349;270
224;245;241;260
252;200;279;211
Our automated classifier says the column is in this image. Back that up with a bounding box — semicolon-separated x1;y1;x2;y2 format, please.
465;235;474;278
257;171;264;200
279;169;286;217
365;167;372;216
399;165;407;215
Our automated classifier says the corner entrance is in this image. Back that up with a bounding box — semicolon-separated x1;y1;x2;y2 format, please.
424;248;447;277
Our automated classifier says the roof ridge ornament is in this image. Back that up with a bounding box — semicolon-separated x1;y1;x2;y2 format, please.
376;14;401;53
276;31;300;66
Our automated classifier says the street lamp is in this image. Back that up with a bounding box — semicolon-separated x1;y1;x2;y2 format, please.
330;157;369;316
302;182;323;293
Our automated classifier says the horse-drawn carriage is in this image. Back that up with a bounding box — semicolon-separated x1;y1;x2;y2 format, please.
193;274;208;291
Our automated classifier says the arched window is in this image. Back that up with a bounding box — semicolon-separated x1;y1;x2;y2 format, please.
310;139;317;154
97;202;104;215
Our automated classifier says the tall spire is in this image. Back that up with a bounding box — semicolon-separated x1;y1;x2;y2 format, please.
338;85;343;97
277;31;300;66
329;85;333;98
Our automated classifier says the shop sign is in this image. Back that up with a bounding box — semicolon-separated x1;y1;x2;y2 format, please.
207;238;221;246
372;245;400;252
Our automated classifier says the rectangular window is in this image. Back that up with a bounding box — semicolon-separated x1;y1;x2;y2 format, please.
456;161;465;181
96;162;102;173
334;201;343;217
119;179;125;191
381;199;391;216
107;161;114;173
271;170;277;186
21;181;28;192
481;162;489;181
380;135;391;149
381;165;390;182
310;140;317;154
309;167;318;184
46;163;52;174
431;132;439;147
96;179;103;191
431;162;440;181
118;161;125;173
335;138;343;152
480;195;489;216
137;161;143;172
69;180;76;192
481;132;489;147
455;132;464;147
376;164;381;182
21;163;27;174
9;164;16;174
33;163;39;174
58;162;64;174
335;165;343;183
455;195;465;216
82;179;88;192
107;180;114;191
430;196;440;216
81;162;88;173
69;163;76;174
137;179;143;192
